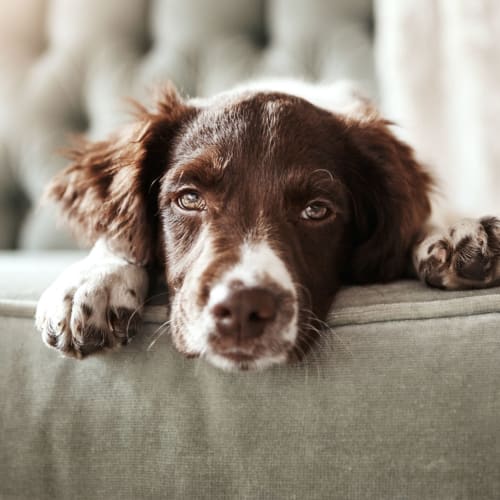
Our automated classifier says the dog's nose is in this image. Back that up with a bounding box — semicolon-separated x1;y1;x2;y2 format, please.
210;287;278;339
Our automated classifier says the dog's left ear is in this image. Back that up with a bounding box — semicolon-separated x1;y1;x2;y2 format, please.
46;84;194;265
341;118;433;283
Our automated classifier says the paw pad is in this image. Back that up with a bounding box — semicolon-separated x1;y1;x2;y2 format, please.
416;217;500;289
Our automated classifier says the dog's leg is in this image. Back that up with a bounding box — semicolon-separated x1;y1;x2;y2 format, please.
413;216;500;289
36;239;149;357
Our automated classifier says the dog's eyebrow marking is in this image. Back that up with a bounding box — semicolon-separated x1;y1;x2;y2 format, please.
307;169;343;196
283;167;345;207
170;161;225;189
169;151;229;189
310;168;335;183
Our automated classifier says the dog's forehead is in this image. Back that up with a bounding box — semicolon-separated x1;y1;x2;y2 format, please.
191;92;328;143
171;90;341;175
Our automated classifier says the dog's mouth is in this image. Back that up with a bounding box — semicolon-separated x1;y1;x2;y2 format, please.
206;349;290;371
205;337;295;371
220;351;256;363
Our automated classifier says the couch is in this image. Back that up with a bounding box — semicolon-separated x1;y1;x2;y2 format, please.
1;1;499;499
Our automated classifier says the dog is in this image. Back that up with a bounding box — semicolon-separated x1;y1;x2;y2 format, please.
35;80;500;371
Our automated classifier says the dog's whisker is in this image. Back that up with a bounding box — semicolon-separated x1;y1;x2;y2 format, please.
125;290;170;338
146;319;172;351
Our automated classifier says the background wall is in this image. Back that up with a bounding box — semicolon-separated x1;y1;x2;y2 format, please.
376;0;500;220
1;0;499;249
0;0;374;250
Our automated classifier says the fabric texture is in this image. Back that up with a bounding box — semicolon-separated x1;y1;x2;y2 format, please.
1;252;500;499
0;0;374;250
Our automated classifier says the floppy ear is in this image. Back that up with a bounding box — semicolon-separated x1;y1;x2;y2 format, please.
342;118;433;283
46;84;192;265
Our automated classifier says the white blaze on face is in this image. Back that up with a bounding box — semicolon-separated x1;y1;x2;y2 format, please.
210;240;296;298
174;226;215;354
180;238;299;369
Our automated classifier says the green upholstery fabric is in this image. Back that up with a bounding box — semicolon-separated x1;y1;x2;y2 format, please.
1;252;500;499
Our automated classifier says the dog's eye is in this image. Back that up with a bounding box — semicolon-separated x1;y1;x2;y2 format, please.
300;202;330;221
176;191;206;211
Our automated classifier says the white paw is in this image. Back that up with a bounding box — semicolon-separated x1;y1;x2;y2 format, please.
36;243;149;358
415;217;500;289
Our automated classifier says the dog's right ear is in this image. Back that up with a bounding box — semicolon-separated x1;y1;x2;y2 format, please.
46;83;194;265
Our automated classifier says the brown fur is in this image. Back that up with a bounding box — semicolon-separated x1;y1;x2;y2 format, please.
340;118;433;282
46;84;194;265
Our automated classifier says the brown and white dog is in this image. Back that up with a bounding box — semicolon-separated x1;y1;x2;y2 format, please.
35;80;500;371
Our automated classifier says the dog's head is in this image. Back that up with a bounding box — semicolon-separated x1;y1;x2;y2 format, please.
48;83;432;370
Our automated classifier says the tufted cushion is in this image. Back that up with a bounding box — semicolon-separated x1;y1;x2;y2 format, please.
0;0;374;249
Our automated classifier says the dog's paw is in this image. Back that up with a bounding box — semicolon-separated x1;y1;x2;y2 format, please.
414;217;500;289
36;254;149;358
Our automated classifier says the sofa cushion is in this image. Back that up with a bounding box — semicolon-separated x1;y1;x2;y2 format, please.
1;252;500;499
1;251;500;327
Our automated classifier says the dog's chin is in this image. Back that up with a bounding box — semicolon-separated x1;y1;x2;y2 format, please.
205;350;289;372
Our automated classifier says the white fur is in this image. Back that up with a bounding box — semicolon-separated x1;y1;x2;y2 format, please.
175;226;217;355
207;352;288;372
233;78;371;118
36;239;149;355
210;239;298;341
192;78;371;120
212;240;295;296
